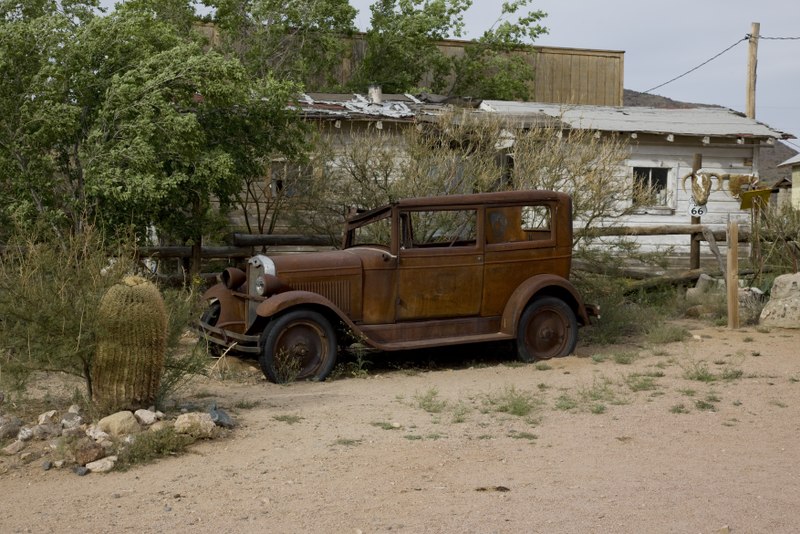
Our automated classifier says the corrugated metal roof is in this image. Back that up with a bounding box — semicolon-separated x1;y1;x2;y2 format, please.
479;101;791;140
778;153;800;167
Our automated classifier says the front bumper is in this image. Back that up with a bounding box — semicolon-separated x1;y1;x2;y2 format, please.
193;320;261;354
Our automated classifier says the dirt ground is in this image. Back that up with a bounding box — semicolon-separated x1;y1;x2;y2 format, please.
2;320;800;534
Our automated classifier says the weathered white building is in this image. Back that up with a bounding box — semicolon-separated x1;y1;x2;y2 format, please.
479;100;792;258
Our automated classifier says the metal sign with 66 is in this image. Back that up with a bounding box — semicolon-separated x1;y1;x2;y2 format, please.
688;198;707;217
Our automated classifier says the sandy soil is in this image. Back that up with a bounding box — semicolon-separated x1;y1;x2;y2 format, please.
2;320;800;534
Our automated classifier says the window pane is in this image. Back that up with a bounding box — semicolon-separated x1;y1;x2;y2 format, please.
408;210;477;247
351;217;391;247
633;166;669;206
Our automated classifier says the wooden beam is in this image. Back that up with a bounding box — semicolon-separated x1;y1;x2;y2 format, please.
231;233;335;247
690;153;703;269
727;220;740;329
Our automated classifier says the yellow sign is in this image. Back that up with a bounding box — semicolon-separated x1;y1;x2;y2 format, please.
739;189;770;210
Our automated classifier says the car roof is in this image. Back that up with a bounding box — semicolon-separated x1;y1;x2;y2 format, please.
345;190;571;226
396;190;570;209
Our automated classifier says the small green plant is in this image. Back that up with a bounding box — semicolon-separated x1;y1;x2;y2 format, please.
612;352;637;365
342;339;373;378
273;414;303;425
578;377;622;406
485;386;541;417
555;394;578;411
721;368;744;381
743;336;754;343
683;362;716;382
534;362;552;371
509;431;538;441
670;403;690;414
233;399;260;410
591;354;608;363
333;438;362;447
645;323;690;344
415;388;447;414
404;434;423;441
371;421;400;430
625;374;658;392
115;427;194;470
770;400;788;408
451;402;470;423
694;399;716;411
590;403;606;414
271;348;302;385
678;388;697;397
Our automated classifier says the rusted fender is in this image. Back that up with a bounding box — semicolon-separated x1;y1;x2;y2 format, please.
255;290;361;331
500;274;592;335
202;283;231;301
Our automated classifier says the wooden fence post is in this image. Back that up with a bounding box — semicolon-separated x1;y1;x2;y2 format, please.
727;220;740;329
690;153;702;269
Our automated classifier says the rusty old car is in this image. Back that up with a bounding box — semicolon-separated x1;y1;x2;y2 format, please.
196;190;597;382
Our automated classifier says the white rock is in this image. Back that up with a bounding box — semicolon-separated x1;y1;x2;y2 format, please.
98;411;141;437
134;409;158;426
174;413;215;438
17;427;34;441
61;412;83;430
37;410;58;425
86;455;118;473
2;440;26;455
760;273;800;329
85;425;110;442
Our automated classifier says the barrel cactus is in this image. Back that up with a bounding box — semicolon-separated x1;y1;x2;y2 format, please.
92;276;167;412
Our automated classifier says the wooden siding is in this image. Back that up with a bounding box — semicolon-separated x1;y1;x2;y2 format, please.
432;39;624;106
606;137;760;256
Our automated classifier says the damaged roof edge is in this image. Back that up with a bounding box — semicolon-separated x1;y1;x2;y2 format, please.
479;100;793;140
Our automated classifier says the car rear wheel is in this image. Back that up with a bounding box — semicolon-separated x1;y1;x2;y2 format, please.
516;297;577;362
259;309;338;383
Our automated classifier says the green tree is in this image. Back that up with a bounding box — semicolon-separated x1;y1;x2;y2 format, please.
0;0;306;273
209;0;357;87
83;44;305;272
449;1;547;99
350;0;470;94
350;0;547;98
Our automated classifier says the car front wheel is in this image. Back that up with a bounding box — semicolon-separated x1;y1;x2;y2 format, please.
259;309;338;383
516;297;577;362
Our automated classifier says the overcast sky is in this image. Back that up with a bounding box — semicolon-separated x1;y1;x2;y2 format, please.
351;0;800;150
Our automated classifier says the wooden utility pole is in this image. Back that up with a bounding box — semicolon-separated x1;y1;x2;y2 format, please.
689;153;702;269
746;22;760;119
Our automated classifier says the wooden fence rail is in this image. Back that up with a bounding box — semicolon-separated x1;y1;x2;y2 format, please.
133;225;750;261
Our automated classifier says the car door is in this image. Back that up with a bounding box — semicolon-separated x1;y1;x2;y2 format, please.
396;207;484;321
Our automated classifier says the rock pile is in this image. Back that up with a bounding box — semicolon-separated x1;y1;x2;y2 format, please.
0;402;234;475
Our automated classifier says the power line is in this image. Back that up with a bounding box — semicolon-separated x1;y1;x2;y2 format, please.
643;36;748;94
760;35;800;40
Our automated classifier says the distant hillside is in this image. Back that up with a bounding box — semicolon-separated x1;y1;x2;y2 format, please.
624;89;796;186
623;89;719;109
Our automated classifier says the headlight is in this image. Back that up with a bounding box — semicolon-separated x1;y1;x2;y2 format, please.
254;276;267;296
